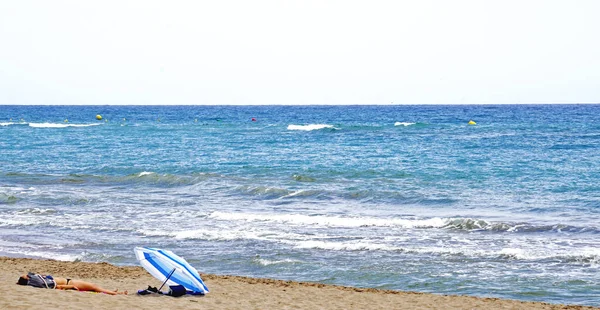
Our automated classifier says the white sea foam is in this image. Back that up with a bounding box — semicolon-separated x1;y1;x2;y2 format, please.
287;124;336;131
294;240;399;251
0;248;81;261
15;208;57;215
394;122;416;126
253;258;303;266
499;248;528;259
137;229;169;237
208;211;447;228
28;122;101;128
138;171;155;177
0;218;38;227
139;227;307;243
173;229;253;241
0;122;15;126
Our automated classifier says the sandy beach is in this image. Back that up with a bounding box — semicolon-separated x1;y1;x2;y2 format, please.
0;257;595;310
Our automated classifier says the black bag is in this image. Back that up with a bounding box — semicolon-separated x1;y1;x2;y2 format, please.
167;285;186;297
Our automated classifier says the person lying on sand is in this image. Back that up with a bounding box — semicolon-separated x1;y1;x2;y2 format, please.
17;272;127;295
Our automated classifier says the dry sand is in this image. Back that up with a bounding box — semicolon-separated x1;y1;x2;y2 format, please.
0;257;596;310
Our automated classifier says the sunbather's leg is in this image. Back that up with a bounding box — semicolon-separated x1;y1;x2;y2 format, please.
70;280;128;295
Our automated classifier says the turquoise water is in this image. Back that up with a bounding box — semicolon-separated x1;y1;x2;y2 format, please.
1;105;599;306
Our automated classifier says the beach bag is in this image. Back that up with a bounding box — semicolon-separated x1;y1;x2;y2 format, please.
167;285;186;297
27;272;56;289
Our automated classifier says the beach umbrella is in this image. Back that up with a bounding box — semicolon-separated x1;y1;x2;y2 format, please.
134;247;209;294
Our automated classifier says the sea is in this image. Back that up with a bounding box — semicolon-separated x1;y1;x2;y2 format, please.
1;104;599;306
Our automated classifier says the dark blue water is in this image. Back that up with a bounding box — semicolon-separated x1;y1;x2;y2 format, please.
1;105;599;306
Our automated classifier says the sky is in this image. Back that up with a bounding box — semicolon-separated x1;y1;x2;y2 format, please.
0;0;599;105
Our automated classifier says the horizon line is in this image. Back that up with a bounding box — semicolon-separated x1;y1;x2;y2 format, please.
1;102;599;106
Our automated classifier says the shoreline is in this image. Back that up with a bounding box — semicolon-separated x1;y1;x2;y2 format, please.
0;256;596;310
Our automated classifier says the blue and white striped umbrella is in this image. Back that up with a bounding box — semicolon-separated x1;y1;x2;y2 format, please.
134;247;209;294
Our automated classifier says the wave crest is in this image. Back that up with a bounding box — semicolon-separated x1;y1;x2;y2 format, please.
28;122;101;128
443;218;596;233
15;208;57;215
287;124;336;131
394;122;416;126
0;193;18;204
208;211;447;228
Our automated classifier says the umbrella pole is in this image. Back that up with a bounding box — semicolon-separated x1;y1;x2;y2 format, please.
158;268;176;292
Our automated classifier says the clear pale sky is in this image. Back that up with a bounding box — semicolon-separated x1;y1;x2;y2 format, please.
0;0;598;105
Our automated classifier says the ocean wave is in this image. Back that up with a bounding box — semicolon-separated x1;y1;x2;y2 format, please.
0;247;125;263
207;212;600;235
235;185;294;199
496;247;600;263
279;189;327;199
138;228;305;242
287;124;337;131
0;193;18;204
208;211;447;228
139;228;248;241
289;239;600;264
0;171;227;187
234;185;437;203
0;121;30;126
235;185;328;200
28;122;101;128
394;122;416;126
556;249;600;264
77;251;128;263
1;171;424;204
291;174;316;182
120;171;224;186
294;240;398;251
252;257;303;266
550;144;595;150
0;218;35;227
15;208;57;215
237;185;337;201
442;218;598;233
111;171;222;186
0;247;81;261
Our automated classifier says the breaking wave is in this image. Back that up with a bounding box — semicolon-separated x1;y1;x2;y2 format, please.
252;257;303;266
28;122;101;128
0;193;18;204
442;218;598;233
207;211;600;234
394;122;416;126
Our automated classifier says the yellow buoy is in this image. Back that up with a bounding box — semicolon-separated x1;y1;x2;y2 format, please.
468;120;476;125
96;114;102;120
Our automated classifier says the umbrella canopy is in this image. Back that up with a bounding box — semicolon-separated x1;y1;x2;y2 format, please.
134;247;209;294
